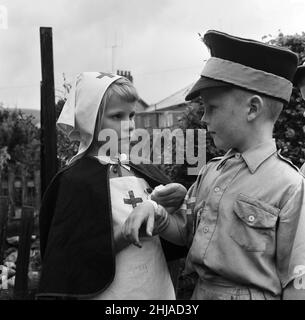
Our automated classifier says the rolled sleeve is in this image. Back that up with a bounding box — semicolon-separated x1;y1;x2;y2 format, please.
161;181;199;247
276;178;305;288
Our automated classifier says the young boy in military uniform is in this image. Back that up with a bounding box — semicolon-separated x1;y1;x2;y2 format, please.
123;30;305;300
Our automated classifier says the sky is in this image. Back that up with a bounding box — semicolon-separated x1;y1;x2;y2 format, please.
0;0;305;109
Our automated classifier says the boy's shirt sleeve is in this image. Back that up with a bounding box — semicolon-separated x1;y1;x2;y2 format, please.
276;178;305;288
162;166;207;247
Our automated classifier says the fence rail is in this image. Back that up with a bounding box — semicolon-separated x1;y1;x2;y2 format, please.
14;206;34;300
0;196;9;265
0;197;36;300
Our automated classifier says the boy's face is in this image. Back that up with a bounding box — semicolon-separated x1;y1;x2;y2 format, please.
200;87;248;152
101;94;136;152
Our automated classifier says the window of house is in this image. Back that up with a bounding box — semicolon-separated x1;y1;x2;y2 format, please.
1;186;8;196
166;113;173;127
144;116;151;128
159;113;173;128
14;185;22;207
27;186;35;204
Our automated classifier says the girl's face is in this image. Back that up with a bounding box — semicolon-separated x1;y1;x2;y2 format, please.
99;94;136;153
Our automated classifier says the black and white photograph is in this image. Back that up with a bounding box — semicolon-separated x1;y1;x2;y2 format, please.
0;0;305;307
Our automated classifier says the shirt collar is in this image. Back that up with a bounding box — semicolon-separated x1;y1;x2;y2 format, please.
241;139;277;174
220;139;277;174
95;153;130;171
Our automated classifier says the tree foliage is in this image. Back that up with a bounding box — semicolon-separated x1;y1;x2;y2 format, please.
0;98;78;176
0;108;40;174
55;99;79;168
266;32;305;167
266;32;305;62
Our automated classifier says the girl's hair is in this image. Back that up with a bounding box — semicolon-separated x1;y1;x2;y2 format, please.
87;77;139;155
100;77;139;115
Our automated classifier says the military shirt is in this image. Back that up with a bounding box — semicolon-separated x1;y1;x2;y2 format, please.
301;163;305;175
165;139;305;296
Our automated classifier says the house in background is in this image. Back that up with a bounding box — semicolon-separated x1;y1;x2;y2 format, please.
135;98;150;113
0;107;40;218
135;84;195;132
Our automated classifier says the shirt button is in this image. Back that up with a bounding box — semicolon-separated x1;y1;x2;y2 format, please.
146;188;153;194
120;153;128;161
214;187;220;192
248;215;255;222
235;153;241;159
203;226;209;233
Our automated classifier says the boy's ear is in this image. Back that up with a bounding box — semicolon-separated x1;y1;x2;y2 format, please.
246;95;264;122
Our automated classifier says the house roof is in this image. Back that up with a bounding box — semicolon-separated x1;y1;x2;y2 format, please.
138;98;149;109
146;83;194;112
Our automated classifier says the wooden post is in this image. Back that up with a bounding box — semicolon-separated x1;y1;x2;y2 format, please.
0;196;9;264
33;170;40;212
40;27;58;198
13;206;34;300
7;166;15;218
20;164;28;206
0;170;2;196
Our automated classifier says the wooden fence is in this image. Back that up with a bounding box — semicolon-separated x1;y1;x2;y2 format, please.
0;196;36;300
0;196;9;265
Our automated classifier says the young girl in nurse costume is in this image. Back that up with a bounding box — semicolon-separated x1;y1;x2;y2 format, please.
37;72;187;300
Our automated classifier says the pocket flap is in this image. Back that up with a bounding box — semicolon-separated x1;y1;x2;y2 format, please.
233;194;279;229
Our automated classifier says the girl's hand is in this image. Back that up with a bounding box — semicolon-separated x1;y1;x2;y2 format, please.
123;201;169;248
123;201;156;248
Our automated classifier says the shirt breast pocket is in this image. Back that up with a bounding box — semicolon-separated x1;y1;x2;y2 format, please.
230;193;279;252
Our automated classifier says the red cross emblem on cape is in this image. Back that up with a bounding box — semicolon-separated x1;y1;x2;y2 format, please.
96;72;115;79
124;190;143;208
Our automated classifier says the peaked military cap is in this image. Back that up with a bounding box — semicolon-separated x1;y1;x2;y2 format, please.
186;30;299;103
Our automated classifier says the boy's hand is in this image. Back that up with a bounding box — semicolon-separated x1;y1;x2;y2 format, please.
151;183;187;210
